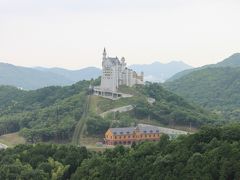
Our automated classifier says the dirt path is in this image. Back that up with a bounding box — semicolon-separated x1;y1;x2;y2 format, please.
72;95;90;145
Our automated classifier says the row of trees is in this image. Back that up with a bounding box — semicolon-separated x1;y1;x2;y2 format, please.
1;124;240;179
72;124;240;179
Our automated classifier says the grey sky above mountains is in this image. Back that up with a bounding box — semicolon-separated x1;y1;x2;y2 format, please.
0;0;240;69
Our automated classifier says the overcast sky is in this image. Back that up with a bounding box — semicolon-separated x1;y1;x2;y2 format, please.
0;0;240;69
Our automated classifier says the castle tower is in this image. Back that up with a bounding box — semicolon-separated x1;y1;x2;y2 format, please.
103;48;107;61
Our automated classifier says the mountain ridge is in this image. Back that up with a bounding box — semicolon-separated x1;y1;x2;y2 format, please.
0;60;192;89
167;53;240;81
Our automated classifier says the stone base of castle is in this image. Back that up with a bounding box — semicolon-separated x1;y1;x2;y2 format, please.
93;86;132;100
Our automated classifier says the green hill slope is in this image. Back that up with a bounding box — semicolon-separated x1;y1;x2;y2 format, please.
167;53;240;81
165;67;240;120
0;80;218;144
0;81;90;143
84;83;219;139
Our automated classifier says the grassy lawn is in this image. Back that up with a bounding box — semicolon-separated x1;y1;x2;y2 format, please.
0;132;26;147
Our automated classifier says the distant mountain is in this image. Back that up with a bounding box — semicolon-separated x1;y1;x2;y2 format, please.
167;53;240;81
35;67;102;82
215;53;240;67
129;61;192;82
164;53;240;121
0;62;102;90
0;63;73;90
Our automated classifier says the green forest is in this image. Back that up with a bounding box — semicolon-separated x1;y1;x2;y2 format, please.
0;79;219;143
165;67;240;121
0;81;90;142
1;124;240;179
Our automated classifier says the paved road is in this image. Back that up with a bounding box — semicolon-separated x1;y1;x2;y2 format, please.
100;105;134;118
0;143;8;149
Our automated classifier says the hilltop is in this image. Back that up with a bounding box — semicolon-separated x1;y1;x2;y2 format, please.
167;53;240;81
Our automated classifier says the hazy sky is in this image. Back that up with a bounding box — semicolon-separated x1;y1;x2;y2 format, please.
0;0;240;69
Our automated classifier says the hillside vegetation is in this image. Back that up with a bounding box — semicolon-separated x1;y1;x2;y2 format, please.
0;81;90;143
165;67;240;121
85;83;219;138
0;80;218;144
1;124;240;179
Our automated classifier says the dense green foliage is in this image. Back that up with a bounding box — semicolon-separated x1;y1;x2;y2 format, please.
72;124;240;180
135;83;219;126
0;144;89;179
0;79;217;142
0;81;90;142
165;67;240;121
1;124;240;179
85;83;218;137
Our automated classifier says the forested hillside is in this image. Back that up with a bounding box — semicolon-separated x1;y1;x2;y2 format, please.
0;80;218;144
1;124;240;179
0;81;90;143
85;83;219;138
165;67;240;121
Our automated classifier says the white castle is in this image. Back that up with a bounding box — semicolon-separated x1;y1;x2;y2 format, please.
94;48;144;99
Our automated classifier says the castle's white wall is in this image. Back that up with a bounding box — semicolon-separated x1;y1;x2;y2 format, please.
100;49;144;92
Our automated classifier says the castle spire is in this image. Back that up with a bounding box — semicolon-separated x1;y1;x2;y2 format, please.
103;48;107;59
